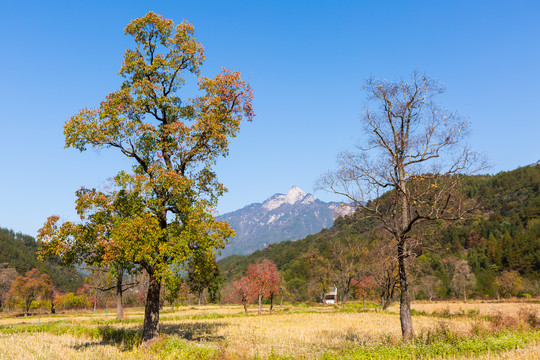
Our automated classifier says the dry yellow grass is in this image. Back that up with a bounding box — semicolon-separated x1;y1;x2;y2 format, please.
386;300;540;318
0;332;149;360
0;302;539;359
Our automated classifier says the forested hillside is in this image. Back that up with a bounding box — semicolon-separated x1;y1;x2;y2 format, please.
219;164;540;302
0;228;83;292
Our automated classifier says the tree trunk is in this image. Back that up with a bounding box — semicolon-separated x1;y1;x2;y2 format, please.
341;294;346;308
397;240;414;340
258;294;262;315
198;290;202;306
25;302;30;316
269;293;274;313
142;271;162;342
116;273;124;320
243;302;248;315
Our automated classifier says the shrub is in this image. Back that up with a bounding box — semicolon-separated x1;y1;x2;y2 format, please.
54;292;91;310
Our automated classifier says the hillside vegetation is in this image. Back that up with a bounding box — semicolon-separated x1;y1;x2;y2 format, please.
0;228;83;292
219;165;540;301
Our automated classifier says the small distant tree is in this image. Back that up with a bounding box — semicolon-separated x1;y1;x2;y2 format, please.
369;240;399;309
231;276;255;315
305;251;332;303
418;275;442;301
451;260;476;300
285;278;307;303
496;270;523;299
330;238;367;307
247;260;281;315
9;269;52;316
352;275;377;308
318;73;482;338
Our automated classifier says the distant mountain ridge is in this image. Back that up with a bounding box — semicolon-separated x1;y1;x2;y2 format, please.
217;186;353;257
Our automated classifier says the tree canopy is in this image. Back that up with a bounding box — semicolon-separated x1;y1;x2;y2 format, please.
38;12;254;342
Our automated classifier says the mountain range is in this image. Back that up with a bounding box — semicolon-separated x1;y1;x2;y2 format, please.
217;186;353;258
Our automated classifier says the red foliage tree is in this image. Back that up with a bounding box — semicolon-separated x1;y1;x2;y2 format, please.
247;260;281;315
352;275;377;308
231;276;255;315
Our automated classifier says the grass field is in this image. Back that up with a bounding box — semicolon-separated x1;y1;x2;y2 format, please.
1;301;539;359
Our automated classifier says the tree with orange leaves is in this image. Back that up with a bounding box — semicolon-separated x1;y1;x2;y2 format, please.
38;12;253;342
9;268;52;316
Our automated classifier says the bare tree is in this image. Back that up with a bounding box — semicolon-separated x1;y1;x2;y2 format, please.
317;73;482;339
451;259;476;300
368;240;399;309
330;238;367;307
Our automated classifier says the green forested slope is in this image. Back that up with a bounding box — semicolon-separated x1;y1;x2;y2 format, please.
219;164;540;300
0;228;83;292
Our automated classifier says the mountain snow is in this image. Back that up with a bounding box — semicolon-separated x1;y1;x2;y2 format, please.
217;186;355;258
262;186;308;210
284;186;307;204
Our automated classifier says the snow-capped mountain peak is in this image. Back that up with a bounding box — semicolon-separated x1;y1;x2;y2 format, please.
262;186;308;210
218;186;355;258
285;186;307;204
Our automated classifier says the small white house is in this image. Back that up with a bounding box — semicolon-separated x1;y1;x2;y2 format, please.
322;286;337;305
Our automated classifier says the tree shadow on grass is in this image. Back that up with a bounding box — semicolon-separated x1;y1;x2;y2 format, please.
70;322;226;352
70;327;142;352
160;322;226;342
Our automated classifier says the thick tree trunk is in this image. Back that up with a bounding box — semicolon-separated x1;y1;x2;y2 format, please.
142;271;162;342
116;274;124;320
258;294;262;315
243;302;248;315
269;293;274;313
398;241;414;340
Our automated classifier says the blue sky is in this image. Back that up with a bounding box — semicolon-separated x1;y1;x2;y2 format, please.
1;0;539;236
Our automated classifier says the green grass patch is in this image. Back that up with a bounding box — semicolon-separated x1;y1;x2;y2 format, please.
152;336;219;360
0;321;99;338
324;330;540;359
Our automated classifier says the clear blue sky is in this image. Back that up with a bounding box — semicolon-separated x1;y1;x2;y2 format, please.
1;0;539;236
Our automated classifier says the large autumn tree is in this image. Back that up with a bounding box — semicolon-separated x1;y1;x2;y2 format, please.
318;73;480;339
38;12;253;342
